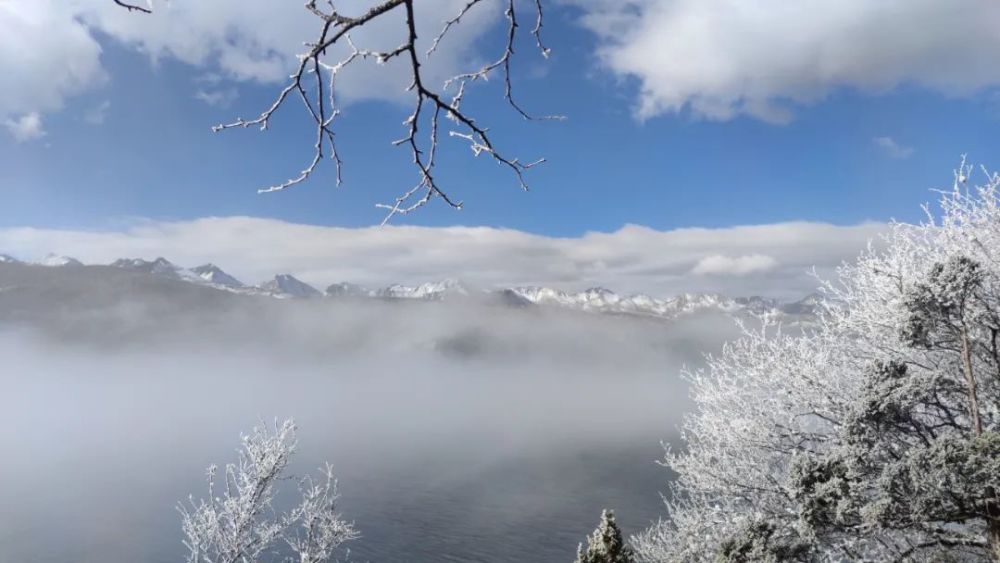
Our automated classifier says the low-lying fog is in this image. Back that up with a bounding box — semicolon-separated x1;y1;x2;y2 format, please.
0;278;743;562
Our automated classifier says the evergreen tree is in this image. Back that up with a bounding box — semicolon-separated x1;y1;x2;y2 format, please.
785;256;1000;559
575;510;636;563
716;520;811;563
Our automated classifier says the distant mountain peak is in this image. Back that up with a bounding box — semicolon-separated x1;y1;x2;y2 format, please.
377;279;470;300
780;292;828;315
110;257;206;285
191;263;244;288
0;254;21;264
113;256;183;276
734;295;780;314
259;274;321;298
112;257;171;271
149;257;179;275
40;254;83;267
325;282;371;298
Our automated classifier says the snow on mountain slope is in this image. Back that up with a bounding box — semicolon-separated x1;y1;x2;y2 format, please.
0;254;21;264
258;274;322;298
325;282;373;298
779;292;826;316
327;280;795;320
506;287;741;318
734;296;780;314
39;254;83;267
376;279;469;300
111;257;247;289
111;257;193;278
191;264;244;288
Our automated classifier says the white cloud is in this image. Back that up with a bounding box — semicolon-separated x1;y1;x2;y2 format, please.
0;0;105;119
873;136;914;159
0;218;884;299
195;88;238;107
0;0;501;123
83;100;111;125
4;112;46;142
691;254;778;276
578;0;1000;122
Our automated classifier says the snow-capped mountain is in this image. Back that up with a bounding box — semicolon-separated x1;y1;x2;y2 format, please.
258;274;322;299
321;280;808;320
506;286;741;318
16;254;821;320
191;264;244;288
779;292;826;316
111;257;194;278
734;296;781;315
325;282;372;298
40;254;83;267
0;254;20;264
375;279;469;301
111;257;249;290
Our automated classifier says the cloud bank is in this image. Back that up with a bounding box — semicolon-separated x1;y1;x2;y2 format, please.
7;0;1000;135
0;218;884;299
578;0;1000;122
690;254;778;277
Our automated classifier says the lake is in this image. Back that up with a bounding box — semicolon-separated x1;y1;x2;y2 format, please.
0;302;737;562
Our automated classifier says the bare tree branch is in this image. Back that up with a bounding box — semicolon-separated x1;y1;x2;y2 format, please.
427;0;487;57
202;0;558;222
113;0;151;14
531;0;550;58
114;0;557;220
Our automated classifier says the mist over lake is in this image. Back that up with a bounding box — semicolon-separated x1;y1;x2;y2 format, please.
0;268;744;562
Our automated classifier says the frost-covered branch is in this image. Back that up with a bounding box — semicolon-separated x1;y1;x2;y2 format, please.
282;463;357;563
204;0;555;223
177;419;357;563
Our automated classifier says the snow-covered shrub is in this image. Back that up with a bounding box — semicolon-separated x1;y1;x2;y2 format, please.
178;419;358;563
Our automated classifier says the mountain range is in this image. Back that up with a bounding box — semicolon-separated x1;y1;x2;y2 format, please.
0;254;824;320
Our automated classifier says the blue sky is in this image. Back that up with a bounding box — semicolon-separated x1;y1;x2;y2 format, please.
3;1;1000;296
3;0;999;237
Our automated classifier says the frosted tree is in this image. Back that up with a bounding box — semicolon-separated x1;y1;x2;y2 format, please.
114;0;557;222
634;159;1000;562
575;510;636;563
177;419;358;563
714;520;810;563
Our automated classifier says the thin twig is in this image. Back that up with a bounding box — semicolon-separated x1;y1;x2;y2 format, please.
204;0;557;221
113;0;151;13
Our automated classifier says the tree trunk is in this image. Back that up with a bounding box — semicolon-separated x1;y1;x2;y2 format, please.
959;328;999;560
988;516;1000;562
960;326;983;436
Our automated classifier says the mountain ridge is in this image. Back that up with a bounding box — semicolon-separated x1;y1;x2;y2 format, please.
6;254;824;320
